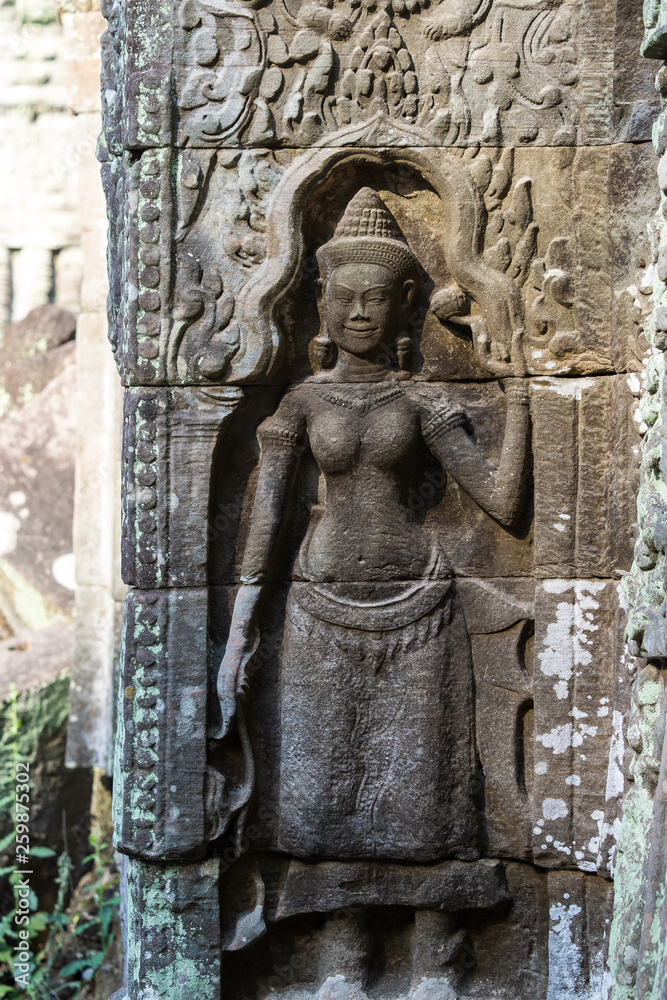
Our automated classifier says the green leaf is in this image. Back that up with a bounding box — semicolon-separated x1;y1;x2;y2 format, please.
74;920;98;935
26;912;49;935
29;846;56;858
59;957;91;978
0;865;15;876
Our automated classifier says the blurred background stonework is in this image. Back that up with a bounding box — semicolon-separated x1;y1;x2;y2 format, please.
0;0;122;758
0;0;123;991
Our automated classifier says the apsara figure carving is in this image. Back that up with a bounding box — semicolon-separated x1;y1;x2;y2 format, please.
215;187;531;867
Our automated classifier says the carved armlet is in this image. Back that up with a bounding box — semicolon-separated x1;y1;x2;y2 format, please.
421;408;469;444
504;381;531;406
258;426;307;451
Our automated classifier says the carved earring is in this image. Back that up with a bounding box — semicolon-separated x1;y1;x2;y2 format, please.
313;278;337;370
313;322;337;370
397;335;412;374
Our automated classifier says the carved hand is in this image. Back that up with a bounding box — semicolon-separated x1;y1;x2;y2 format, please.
470;320;528;379
430;286;527;379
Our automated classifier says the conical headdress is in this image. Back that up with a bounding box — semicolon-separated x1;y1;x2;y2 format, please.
317;188;419;282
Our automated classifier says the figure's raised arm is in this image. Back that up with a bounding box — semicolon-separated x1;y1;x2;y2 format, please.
421;379;531;528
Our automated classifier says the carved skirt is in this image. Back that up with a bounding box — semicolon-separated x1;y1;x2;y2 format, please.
277;576;482;863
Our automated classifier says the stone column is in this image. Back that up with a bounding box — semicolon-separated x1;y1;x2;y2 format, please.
610;4;667;998
56;0;125;775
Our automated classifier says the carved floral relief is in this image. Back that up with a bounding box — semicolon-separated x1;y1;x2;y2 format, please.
174;0;579;148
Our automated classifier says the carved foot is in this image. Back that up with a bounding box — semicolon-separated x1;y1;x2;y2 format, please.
315;975;368;1000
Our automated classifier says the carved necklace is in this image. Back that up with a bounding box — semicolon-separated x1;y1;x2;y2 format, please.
317;381;404;416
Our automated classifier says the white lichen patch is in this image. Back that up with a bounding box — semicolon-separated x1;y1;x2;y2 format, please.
553;840;572;855
533;377;596;400
543;797;568;820
549;902;584;997
538;581;606;701
537;719;598;755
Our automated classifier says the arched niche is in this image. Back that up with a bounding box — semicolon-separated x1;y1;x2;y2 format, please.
230;142;525;382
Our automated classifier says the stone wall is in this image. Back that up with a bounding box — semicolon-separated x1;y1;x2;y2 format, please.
101;0;664;997
608;1;667;998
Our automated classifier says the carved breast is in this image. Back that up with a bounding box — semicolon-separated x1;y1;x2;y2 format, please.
307;390;419;477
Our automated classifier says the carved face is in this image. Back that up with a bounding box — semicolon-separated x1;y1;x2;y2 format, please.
324;262;408;358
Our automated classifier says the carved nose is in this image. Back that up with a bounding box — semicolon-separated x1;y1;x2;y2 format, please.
350;298;369;320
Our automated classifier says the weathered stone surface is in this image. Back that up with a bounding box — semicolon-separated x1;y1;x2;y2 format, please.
461;577;535;859
608;0;667;991
123;857;221;1000
533;581;629;876
269;858;510;919
532;375;641;579
120;386;242;589
219;860;552;999
546;871;614;1000
113;587;209;861
102;0;654;996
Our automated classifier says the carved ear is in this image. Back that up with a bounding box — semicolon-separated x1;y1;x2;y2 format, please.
403;278;417;308
316;277;325;299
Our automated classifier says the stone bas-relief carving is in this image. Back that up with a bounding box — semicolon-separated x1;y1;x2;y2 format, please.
102;0;659;997
112;172;637;1000
105;141;659;389
101;0;656;152
215;190;531;870
175;0;580;149
100;0;659;389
